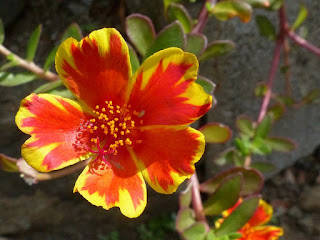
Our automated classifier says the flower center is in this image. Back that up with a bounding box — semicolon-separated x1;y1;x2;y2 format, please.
85;100;143;166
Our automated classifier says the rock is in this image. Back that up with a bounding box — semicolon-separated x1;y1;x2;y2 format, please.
299;185;320;212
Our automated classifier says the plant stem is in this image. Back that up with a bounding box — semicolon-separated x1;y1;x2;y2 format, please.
287;31;320;56
190;173;210;231
192;0;216;34
257;7;286;123
0;44;59;81
35;159;90;181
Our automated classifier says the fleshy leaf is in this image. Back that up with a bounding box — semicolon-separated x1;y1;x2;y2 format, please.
256;15;276;40
0;19;4;45
126;14;156;56
251;137;272;155
176;207;196;232
255;115;272;138
61;23;83;42
267;0;284;11
236;115;254;137
204;173;242;216
267;104;285;121
292;5;308;31
208;0;252;23
251;161;276;173
200;167;264;196
179;182;193;208
186;34;207;56
199;123;232;144
182;222;207;240
254;82;268;97
128;45;140;74
199;40;235;62
47;88;75;99
26;24;42;61
43;46;58;71
144;21;186;59
0;154;19;172
302;88;320;104
244;0;270;8
264;137;297;152
163;0;181;12
0;72;37;87
34;80;63;94
196;76;215;95
214;148;238;166
167;3;193;33
215;196;260;237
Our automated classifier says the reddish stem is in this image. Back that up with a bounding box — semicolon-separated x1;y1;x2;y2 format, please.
190;174;210;231
287;31;320;56
191;0;216;34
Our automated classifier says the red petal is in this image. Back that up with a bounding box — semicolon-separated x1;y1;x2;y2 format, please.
74;148;146;218
15;93;92;172
239;225;284;240
128;48;212;126
56;28;131;109
132;127;205;194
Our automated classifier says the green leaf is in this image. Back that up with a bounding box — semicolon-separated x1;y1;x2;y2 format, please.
48;88;75;99
204;174;242;216
267;104;285;121
254;82;268;97
126;14;156;56
179;183;193;208
186;34;207;56
43;46;58;71
167;3;193;33
274;95;294;106
209;0;252;23
267;0;284;11
214;148;237;166
199;40;235;62
251;161;276;173
302;88;320;104
196;76;215;95
0;154;19;172
200;167;264;196
236;115;254;137
264;137;296;152
144;21;185;60
243;0;271;8
128;45;140;75
176;208;195;232
255;15;276;40
182;222;206;240
26;25;42;61
199;123;232;144
255;115;272;138
33;80;63;93
0;72;37;87
163;0;181;12
61;23;83;42
234;137;251;156
0;19;4;45
215;196;259;237
251;137;272;155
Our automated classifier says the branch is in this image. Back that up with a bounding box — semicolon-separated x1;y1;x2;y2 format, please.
287;31;320;56
0;44;59;81
191;0;216;34
190;173;210;231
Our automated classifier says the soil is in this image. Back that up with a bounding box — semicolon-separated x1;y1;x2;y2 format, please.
0;1;319;240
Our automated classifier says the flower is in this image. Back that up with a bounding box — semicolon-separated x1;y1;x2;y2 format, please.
219;199;284;240
15;28;212;218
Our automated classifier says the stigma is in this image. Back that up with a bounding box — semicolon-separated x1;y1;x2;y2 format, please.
85;100;143;160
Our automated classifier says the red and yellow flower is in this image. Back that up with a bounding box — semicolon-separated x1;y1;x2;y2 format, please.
219;199;284;240
15;28;212;217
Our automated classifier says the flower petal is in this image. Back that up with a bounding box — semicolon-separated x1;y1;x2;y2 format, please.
128;47;212;126
55;28;132;108
248;199;273;227
242;225;284;240
74;148;146;218
15;93;92;172
132;127;205;194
